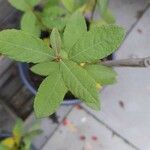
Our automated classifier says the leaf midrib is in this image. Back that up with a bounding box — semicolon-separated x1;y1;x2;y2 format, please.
61;60;97;102
69;28;121;60
69;38;104;59
0;40;54;58
43;74;62;101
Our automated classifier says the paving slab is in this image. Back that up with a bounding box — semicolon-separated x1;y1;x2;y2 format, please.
109;0;149;31
82;7;150;150
24;105;73;150
0;57;13;77
0;0;21;30
0;100;16;133
42;108;134;150
116;6;150;59
94;0;149;32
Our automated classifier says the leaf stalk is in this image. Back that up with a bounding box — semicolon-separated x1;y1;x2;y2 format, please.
101;57;150;67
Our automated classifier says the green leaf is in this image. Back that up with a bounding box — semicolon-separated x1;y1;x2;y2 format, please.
8;0;29;11
34;72;67;118
31;62;59;76
21;137;31;150
44;0;60;7
61;0;75;12
60;50;68;59
41;6;68;30
8;0;39;11
102;9;116;24
85;64;117;85
21;12;41;37
0;144;9;150
74;0;87;9
42;17;67;30
69;25;125;63
63;12;87;53
90;19;107;29
97;0;108;15
13;119;24;136
97;0;115;24
26;0;39;7
23;129;43;140
22;129;42;149
42;6;66;18
60;60;100;110
0;29;55;63
27;121;41;132
50;28;61;55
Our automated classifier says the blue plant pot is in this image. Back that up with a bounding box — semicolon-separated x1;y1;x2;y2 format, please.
17;63;81;106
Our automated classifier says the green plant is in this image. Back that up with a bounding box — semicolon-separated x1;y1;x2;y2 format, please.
8;0;114;37
0;119;42;150
0;0;125;118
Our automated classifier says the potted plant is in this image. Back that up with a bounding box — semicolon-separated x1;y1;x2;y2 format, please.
0;119;42;150
0;0;125;118
13;0;116;106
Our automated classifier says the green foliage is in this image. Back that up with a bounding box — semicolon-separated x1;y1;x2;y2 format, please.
50;28;62;55
0;144;9;150
61;0;75;12
0;1;125;118
90;19;107;29
41;5;68;30
0;29;55;63
31;62;59;76
61;60;100;110
8;0;39;11
42;6;66;18
63;12;87;53
9;0;45;36
13;119;24;136
26;0;39;7
85;64;117;85
44;0;60;7
97;0;116;24
21;12;41;37
8;0;30;11
97;0;108;16
34;72;67;118
0;119;42;150
42;16;67;31
102;9;116;24
21;137;31;150
73;0;87;11
69;25;124;63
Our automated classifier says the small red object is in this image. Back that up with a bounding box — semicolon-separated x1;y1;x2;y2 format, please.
75;105;82;110
91;136;98;141
80;135;86;141
63;118;69;126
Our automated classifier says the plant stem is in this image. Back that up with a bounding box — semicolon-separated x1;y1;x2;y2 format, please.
101;57;150;67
